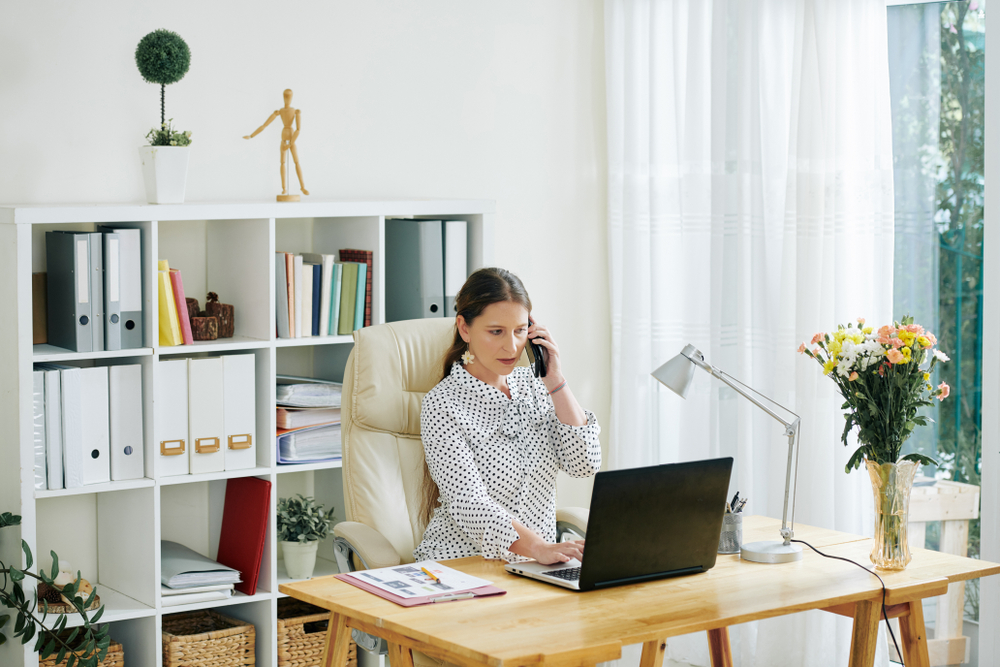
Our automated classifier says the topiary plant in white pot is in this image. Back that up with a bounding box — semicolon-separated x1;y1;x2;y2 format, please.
277;495;333;580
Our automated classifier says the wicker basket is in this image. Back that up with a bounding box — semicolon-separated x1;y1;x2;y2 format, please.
162;609;255;667
277;598;357;667
37;634;123;667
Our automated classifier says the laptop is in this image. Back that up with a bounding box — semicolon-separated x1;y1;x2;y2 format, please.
504;457;734;592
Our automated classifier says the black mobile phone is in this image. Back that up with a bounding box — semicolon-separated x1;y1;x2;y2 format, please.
526;318;547;378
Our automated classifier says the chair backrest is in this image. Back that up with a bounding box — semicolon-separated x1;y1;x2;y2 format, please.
341;318;457;563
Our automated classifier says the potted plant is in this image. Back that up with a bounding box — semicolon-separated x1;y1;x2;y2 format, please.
800;316;948;570
135;29;192;204
1;512;109;666
277;495;333;580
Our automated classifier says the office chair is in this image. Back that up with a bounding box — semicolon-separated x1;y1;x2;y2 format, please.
332;318;590;667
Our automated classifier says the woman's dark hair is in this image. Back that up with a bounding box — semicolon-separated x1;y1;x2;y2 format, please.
420;267;532;528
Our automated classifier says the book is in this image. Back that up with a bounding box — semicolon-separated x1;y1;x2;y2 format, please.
311;262;322;336
161;540;241;589
160;588;234;607
169;269;194;345
275;252;290;338
354;261;367;331
285;252;295;338
157;260;183;346
337;263;359;336
294;255;304;338
339;249;373;327
216;477;271;596
276;407;341;430
336;561;504;607
276;376;342;408
32;273;47;345
301;260;314;338
443;221;468;316
330;262;343;336
305;254;335;336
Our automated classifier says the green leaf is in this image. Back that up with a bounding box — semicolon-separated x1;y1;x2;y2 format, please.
50;552;59;581
0;614;8;630
89;605;105;624
845;447;866;473
41;637;56;660
901;452;939;467
21;540;32;570
56;643;69;664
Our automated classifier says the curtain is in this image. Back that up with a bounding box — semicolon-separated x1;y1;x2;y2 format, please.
606;1;895;665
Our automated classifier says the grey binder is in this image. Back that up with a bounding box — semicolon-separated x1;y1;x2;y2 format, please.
45;231;93;353
385;219;445;322
88;232;104;352
98;227;143;349
102;232;122;351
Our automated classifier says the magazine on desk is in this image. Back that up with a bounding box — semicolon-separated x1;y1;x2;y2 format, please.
337;560;506;606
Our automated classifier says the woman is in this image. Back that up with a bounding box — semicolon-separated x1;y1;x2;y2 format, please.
414;267;602;565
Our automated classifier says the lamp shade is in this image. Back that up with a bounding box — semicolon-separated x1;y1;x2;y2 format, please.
652;351;697;398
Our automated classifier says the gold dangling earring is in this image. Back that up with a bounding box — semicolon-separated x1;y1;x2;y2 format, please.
462;347;475;365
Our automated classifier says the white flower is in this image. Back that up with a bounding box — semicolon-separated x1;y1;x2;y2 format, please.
934;349;950;362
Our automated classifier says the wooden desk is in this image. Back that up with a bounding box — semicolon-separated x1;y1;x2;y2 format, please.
280;517;1000;667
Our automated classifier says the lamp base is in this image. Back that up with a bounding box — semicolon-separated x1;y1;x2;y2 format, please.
740;540;803;563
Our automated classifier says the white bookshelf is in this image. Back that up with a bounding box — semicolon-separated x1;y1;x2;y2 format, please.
0;199;494;667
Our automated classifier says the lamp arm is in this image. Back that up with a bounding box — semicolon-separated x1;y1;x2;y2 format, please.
707;365;801;543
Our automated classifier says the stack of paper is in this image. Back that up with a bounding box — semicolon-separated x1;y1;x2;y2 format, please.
276;375;342;408
161;541;241;606
277;423;342;463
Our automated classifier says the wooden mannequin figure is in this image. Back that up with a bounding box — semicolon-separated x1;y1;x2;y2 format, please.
243;89;310;202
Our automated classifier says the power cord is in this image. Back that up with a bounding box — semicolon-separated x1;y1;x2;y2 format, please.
791;539;904;665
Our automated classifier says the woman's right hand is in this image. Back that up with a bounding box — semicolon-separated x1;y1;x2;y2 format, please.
530;539;585;565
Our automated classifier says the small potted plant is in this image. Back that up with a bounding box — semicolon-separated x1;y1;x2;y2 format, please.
277;495;333;580
135;29;192;203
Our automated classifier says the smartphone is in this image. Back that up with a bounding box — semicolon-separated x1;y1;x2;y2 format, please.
526;318;547;378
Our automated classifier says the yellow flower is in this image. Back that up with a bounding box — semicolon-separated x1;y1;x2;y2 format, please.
923;372;930;381
848;331;864;345
827;340;842;358
899;347;912;364
898;330;916;347
834;329;848;343
863;327;873;334
917;336;931;348
822;359;837;375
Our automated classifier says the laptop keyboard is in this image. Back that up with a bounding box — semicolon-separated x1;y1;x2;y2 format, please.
548;566;581;581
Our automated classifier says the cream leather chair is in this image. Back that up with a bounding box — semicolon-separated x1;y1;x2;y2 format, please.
332;318;590;663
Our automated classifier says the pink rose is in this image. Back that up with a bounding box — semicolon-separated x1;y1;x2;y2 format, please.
811;333;824;345
857;318;866;325
927;333;937;345
937;382;950;400
886;349;904;364
878;325;894;338
812;348;820;356
905;324;924;335
877;336;891;345
849;372;859;381
889;338;904;348
798;343;806;354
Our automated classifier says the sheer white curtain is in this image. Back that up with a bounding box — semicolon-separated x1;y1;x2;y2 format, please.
606;1;894;665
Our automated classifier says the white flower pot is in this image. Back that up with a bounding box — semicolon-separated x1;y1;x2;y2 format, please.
281;540;319;580
139;145;190;204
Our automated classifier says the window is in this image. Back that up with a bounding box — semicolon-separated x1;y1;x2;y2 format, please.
888;0;985;621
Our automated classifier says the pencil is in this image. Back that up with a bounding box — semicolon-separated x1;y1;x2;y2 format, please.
421;566;440;584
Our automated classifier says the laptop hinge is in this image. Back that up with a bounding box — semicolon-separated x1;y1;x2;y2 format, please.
591;566;704;589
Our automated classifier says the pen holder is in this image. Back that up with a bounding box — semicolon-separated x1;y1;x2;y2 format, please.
718;513;742;554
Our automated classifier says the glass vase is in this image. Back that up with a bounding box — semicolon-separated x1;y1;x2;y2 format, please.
865;458;920;570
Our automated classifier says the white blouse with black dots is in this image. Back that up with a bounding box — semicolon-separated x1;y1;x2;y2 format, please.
413;362;602;563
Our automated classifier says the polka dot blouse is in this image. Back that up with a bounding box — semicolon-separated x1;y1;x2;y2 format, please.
413;363;602;563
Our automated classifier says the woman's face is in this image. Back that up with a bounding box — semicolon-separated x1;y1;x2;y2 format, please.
458;300;530;378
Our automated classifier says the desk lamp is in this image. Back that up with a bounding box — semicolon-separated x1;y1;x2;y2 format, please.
652;344;802;563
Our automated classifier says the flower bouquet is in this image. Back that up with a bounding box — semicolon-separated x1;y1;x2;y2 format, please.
799;316;950;569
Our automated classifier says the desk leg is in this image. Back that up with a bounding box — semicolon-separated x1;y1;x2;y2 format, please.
639;639;667;667
898;600;931;667
849;600;881;667
321;614;351;667
388;641;416;667
706;628;733;667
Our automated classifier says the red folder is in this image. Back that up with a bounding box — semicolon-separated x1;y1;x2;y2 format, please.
334;573;505;607
216;477;271;595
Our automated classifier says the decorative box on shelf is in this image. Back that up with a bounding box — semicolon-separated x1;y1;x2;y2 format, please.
162;610;256;667
277;597;357;667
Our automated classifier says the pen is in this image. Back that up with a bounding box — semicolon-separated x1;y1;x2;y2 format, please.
430;593;475;603
421;567;441;584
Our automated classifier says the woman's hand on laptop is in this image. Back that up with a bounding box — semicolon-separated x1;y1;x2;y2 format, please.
510;520;584;565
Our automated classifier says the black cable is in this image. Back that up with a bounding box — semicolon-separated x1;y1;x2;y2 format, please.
791;539;904;665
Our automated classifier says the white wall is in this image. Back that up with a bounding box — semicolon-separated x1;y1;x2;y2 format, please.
0;1;609;506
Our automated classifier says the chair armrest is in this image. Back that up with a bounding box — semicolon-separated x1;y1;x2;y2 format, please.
556;506;589;540
333;521;403;572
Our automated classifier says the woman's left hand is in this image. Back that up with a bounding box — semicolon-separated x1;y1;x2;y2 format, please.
528;320;564;390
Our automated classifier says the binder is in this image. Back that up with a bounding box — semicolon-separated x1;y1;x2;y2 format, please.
62;366;110;487
337;262;358;335
169;269;194;345
188;357;225;474
443;220;468;315
157;263;183;346
43;370;63;490
294;254;304;338
102;232;122;351
33;273;47;345
109;364;144;481
88;232;105;352
156;359;190;477
301;261;314;338
385;219;445;321
330;262;344;335
98;227;143;349
275;252;290;339
32;371;47;490
354;262;367;331
45;231;93;353
302;253;335;336
216;476;271;596
223;354;256;470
